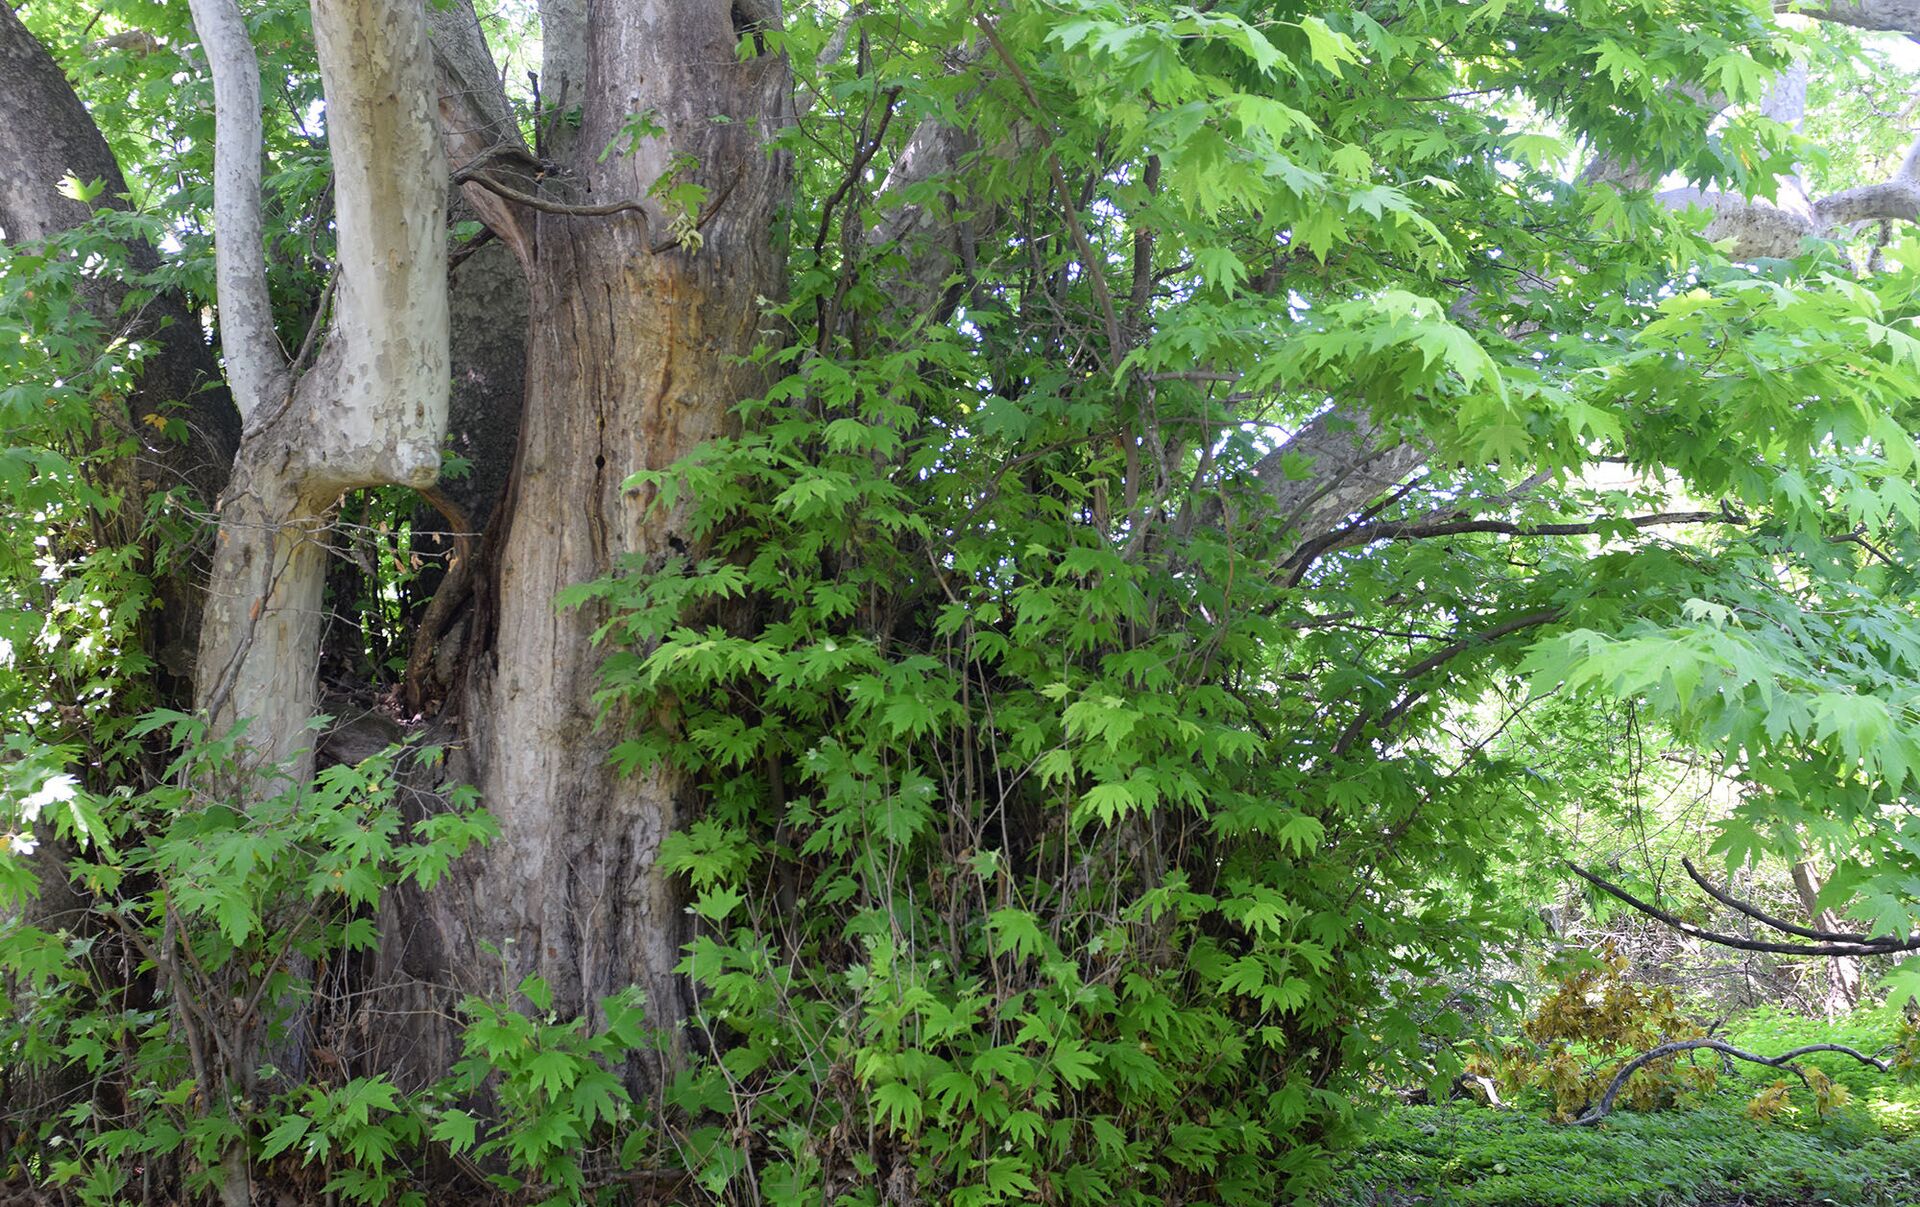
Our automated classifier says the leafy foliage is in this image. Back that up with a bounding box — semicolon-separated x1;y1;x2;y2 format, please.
7;0;1920;1202
1477;947;1717;1122
1331;1099;1920;1207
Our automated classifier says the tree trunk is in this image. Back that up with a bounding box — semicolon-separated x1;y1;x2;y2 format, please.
434;1;790;1089
191;0;449;773
1791;860;1864;1018
0;3;239;686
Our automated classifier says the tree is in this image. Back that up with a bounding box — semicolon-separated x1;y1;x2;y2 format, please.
8;0;1920;1201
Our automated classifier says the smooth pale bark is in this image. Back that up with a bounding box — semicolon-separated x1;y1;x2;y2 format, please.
1655;62;1920;257
432;0;791;1087
193;0;449;770
184;0;285;421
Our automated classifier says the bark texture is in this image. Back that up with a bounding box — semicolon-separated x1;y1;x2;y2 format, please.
433;0;791;1087
193;0;449;769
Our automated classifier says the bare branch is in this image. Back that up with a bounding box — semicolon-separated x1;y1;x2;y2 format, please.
1567;861;1920;955
1681;856;1871;943
186;0;289;421
1575;1038;1890;1125
1792;1;1920;37
1660;112;1920;257
452;165;652;218
1285;509;1734;587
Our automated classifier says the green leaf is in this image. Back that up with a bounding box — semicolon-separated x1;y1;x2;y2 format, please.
430;1110;479;1154
259;1115;310;1162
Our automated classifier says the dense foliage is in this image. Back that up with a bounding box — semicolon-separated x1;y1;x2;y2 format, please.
5;0;1920;1203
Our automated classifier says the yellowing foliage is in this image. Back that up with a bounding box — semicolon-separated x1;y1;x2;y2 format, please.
1488;946;1717;1122
1747;1080;1793;1122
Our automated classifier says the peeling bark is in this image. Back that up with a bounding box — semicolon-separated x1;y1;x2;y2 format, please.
192;0;449;769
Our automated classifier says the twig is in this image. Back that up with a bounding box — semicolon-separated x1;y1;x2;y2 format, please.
451;167;651;218
813;85;905;256
1330;608;1562;757
975;16;1124;368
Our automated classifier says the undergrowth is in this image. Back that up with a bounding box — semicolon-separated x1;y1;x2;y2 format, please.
1333;1103;1920;1206
1337;1001;1920;1206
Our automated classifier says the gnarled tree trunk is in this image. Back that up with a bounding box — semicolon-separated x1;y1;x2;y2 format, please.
434;2;791;1088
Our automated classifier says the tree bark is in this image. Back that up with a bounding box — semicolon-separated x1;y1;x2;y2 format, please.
192;0;449;773
1790;860;1864;1018
431;0;791;1090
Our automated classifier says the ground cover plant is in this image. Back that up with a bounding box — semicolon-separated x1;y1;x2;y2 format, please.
1334;1099;1920;1207
1336;990;1920;1205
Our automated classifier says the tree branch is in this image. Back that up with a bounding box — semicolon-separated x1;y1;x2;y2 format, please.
1575;1037;1890;1125
186;0;289;421
976;16;1124;368
1284;510;1733;588
1567;860;1920;955
1331;608;1563;757
1791;1;1920;37
302;0;449;488
1681;856;1871;943
452;165;651;218
1660;125;1920;257
426;0;534;263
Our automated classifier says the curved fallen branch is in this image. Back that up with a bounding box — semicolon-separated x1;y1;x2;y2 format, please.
1575;1037;1890;1124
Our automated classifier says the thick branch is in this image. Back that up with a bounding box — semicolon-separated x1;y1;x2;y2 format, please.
426;0;533;262
1183;407;1430;556
1567;861;1920;955
186;0;289;421
303;0;449;488
1682;856;1870;943
1285;510;1731;587
1661;123;1920;257
1792;1;1920;36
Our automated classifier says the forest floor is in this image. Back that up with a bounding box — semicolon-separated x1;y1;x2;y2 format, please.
1333;1008;1920;1206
